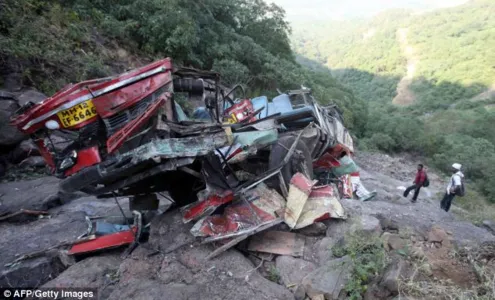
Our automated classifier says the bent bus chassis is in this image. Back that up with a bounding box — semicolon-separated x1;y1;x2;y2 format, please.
10;58;353;211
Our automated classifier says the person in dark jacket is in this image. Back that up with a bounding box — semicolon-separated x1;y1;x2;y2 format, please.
403;164;427;203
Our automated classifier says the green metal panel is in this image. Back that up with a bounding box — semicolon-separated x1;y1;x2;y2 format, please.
124;132;228;162
233;129;278;147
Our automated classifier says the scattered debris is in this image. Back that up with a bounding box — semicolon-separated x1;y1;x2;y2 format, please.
68;230;136;256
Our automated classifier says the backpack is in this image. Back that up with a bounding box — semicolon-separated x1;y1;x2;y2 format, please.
422;174;430;187
452;175;466;197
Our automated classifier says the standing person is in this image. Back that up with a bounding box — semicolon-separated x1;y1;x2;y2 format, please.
403;164;427;203
440;163;464;212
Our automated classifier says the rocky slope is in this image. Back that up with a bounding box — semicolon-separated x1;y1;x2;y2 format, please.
0;152;494;299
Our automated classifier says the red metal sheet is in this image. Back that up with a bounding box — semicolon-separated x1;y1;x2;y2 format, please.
289;172;314;195
106;93;171;153
181;190;234;223
68;228;136;255
64;146;102;176
93;72;173;118
11;58;173;134
191;184;285;238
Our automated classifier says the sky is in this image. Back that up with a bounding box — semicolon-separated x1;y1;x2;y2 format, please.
267;0;470;21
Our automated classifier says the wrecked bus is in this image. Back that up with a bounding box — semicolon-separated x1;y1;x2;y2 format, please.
10;58;372;217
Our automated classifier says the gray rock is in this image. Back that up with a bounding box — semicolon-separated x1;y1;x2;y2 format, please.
9;140;40;164
326;215;381;240
108;279;199;300
380;259;411;294
0;91;16;99
148;210;196;253
0;95;24;146
0;177;60;216
482;220;495;235
0;177;75;219
19;156;46;168
296;222;327;237
112;240;295;300
441;221;495;247
17;89;47;106
325;219;350;239
316;237;336;263
276;256;316;286
0;212;87;288
350;215;382;235
302;256;351;300
427;226;448;244
42;255;121;298
304;236;337;263
383;233;407;251
0;196;130;288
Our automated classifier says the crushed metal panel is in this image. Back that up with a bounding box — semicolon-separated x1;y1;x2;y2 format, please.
123;131;228;163
232;129;278;147
332;155;359;177
330;119;354;152
190;183;285;239
284;173;316;229
180;190;234;223
294;185;346;230
247;231;305;257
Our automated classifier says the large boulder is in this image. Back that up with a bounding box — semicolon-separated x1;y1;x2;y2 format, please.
303;237;336;264
148;210;196;253
42;255;121;299
0;196;130;288
18;156;46;168
326;215;381;240
17;89;47;106
9;140;40;164
0;91;24;146
0;177;62;219
302;256;352;300
109;242;295;300
276;256;317;299
379;259;412;295
0;211;87;288
482;220;495;235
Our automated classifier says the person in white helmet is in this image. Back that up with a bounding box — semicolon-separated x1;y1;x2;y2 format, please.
440;163;464;212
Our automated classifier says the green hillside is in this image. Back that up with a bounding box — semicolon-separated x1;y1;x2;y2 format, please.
0;0;367;133
293;0;495;202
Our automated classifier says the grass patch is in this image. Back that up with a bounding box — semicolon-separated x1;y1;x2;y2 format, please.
332;230;387;300
449;186;495;225
267;266;280;283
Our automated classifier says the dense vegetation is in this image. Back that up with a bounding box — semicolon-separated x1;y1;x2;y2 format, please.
293;0;495;202
0;0;367;133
